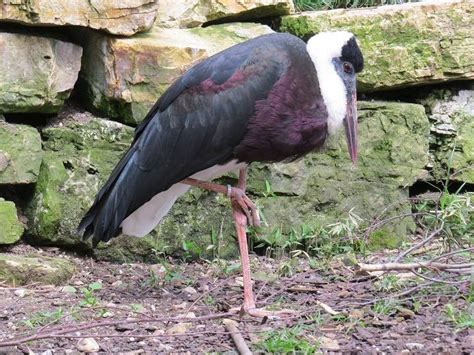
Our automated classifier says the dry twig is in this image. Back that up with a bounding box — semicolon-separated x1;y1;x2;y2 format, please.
0;312;232;348
394;221;445;262
223;319;252;355
357;261;472;272
315;300;340;316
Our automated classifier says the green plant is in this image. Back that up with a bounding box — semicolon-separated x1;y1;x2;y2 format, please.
161;262;188;285
414;150;473;250
256;326;319;353
263;179;276;198
206;228;219;259
306;210;366;258
143;268;160;289
208;259;241;277
372;299;399;316
79;281;102;307
306;310;325;327
277;257;299;277
182;240;204;260
374;274;401;292
444;303;474;330
22;308;64;329
251;209;366;261
294;0;410;11
131;303;145;313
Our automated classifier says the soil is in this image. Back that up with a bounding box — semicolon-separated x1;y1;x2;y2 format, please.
0;244;472;354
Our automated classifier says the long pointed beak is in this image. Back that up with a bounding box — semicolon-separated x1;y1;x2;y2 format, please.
343;86;358;164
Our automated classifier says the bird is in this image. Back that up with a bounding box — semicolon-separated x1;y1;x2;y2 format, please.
78;31;364;318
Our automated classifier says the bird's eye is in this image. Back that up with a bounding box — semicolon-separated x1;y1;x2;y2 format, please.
343;62;353;74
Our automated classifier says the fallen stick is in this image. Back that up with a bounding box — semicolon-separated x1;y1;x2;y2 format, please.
0;312;232;348
394;222;444;262
223;319;252;355
357;261;473;272
316;301;340;316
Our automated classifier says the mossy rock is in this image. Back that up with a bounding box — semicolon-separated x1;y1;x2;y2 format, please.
415;85;474;184
368;228;404;251
0;0;157;36
0;32;82;113
0;254;75;286
0;120;43;184
0;198;24;244
27;100;429;259
80;23;274;125
27;113;134;249
154;0;294;28
280;1;474;92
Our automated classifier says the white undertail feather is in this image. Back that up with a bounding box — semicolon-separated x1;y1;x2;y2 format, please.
306;31;353;135
121;160;246;237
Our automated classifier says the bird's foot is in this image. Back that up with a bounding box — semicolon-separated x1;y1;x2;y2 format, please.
229;187;260;227
229;305;295;320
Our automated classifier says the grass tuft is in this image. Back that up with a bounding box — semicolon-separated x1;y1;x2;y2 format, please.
294;0;416;11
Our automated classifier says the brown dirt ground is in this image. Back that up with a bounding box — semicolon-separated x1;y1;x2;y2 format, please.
0;244;472;354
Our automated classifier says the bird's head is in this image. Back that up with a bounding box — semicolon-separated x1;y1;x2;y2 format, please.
306;31;364;164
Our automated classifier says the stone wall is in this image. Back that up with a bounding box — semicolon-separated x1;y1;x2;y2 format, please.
0;0;472;263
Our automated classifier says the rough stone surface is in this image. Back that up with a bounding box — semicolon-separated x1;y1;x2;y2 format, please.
246;101;430;247
0;198;24;244
27;109;134;248
0;120;43;184
0;32;82;113
0;254;75;286
79;23;273;125
416;84;474;183
0;0;158;36
155;0;294;28
27;102;429;261
280;0;474;92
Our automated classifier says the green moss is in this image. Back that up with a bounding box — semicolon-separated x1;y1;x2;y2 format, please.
0;120;43;184
27;100;428;261
0;254;75;286
0;199;24;244
27;117;134;249
281;1;474;91
368;228;404;251
80;23;273;124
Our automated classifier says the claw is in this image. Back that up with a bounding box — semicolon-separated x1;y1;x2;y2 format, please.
229;187;260;227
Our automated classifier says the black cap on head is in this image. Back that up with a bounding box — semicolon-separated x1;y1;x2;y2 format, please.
341;37;364;73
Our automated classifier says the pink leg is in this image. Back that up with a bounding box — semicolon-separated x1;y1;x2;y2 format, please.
181;168;292;318
182;169;259;227
232;199;256;311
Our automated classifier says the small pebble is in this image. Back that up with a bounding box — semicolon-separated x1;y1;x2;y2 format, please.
172;302;188;310
52;300;66;306
406;342;424;350
182;286;197;295
76;337;99;353
116;322;134;332
167;322;192;335
158;343;173;351
111;280;123;287
14;289;26;298
320;336;340;351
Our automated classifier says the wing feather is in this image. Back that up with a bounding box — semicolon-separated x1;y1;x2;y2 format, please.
78;34;289;244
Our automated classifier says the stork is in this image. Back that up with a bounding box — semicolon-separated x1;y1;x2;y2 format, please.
78;31;364;317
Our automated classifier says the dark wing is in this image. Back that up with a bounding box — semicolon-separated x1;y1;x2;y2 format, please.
78;33;289;245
